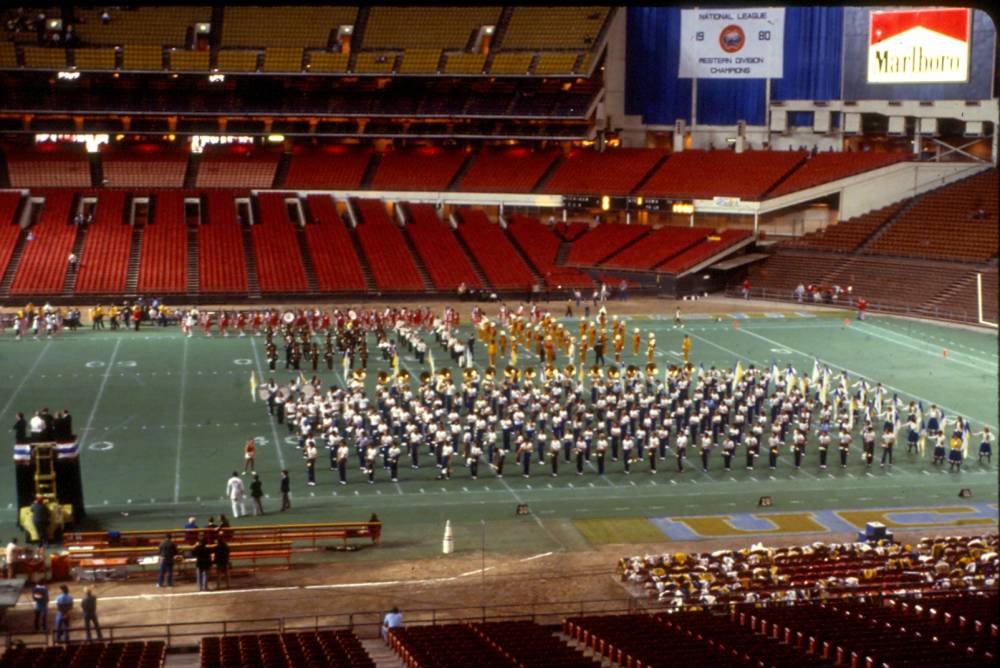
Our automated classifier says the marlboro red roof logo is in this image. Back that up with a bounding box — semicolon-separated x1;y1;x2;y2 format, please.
868;8;970;84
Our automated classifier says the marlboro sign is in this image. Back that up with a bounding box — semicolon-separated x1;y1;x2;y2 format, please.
868;8;970;83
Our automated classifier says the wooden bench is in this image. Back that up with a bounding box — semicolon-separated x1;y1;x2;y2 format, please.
69;541;294;580
65;520;382;552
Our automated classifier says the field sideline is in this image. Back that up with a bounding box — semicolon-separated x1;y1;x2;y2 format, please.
1;307;997;562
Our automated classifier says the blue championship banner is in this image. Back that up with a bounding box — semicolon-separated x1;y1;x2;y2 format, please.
679;8;785;79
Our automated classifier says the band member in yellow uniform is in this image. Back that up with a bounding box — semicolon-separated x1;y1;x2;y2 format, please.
646;333;656;364
632;328;641;355
682;334;692;364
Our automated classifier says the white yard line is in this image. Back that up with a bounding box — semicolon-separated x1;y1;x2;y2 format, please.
251;336;286;471
173;337;189;504
737;327;997;430
80;338;121;448
0;340;52;421
497;476;567;551
853;322;990;372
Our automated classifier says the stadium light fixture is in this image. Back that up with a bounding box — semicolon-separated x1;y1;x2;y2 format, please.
600;195;610;211
267;134;285;143
57;70;80;81
208;73;225;83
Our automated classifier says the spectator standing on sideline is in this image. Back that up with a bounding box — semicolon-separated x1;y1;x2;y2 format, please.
81;587;102;641
741;279;751;299
31;582;48;632
192;538;212;591
280;470;291;511
54;585;73;643
156;533;178;588
226;471;246;517
249;474;264;516
382;606;403;639
4;537;17;578
243;438;256;475
857;297;868;321
214;534;231;589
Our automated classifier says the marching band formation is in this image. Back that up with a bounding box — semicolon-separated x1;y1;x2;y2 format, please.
250;305;994;488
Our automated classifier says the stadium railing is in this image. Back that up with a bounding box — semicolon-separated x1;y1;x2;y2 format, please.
4;597;640;650
725;286;981;326
64;520;382;552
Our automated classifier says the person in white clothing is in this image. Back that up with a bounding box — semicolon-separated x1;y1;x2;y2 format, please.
225;471;246;518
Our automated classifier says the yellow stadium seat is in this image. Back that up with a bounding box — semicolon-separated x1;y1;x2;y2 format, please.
22;47;68;70
73;48;117;70
353;52;397;74
501;7;609;50
533;52;580;76
123;44;164;70
222;6;357;48
0;42;18;68
216;50;260;73
398;49;441;74
169;49;210;72
442;52;487;74
364;7;501;49
73;7;209;46
489;52;533;75
307;51;349;73
263;47;304;73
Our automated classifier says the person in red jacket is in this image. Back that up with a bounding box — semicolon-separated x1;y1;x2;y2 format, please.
857;297;868;321
741;279;750;300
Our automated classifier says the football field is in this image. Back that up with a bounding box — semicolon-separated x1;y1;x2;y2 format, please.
1;310;997;562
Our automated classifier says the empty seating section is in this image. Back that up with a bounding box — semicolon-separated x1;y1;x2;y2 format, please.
353;199;424;291
75;190;131;294
123;44;164;70
564;223;648;266
302;195;366;292
101;146;188;188
638;150;808;200
398;49;441;74
0;640;166;668
306;51;349;73
471;621;595;668
169;49;210;71
405;203;481;290
263;47;304;73
656;229;752;273
5;144;91;188
364;8;501;49
10;191;76;295
769;151;910;198
72;7;208;45
506;215;592;288
552;222;589;242
489;52;533;75
533;52;581;75
22;46;67;69
456;209;534;289
543;149;664;195
221;7;357;48
196;146;280;189
782;202;905;252
199;629;373;668
601;226;712;270
747;251;988;319
73;47;117;70
442;52;486;74
251;193;307;293
865;169;998;262
501;7;610;50
284;146;372;189
369;149;469;191
198;192;247;293
387;624;513;668
457;147;560;193
137;191;187;293
0;192;23;280
215;50;259;72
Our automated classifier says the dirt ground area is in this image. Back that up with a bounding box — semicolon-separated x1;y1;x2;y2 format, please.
5;526;992;644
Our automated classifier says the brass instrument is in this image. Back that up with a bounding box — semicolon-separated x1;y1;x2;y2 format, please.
396;369;411;385
484;366;497;381
420;371;432;386
352;368;367;382
463;367;479;382
504;365;519;381
589;365;603;380
646;362;659;378
626;364;639;380
376;370;391;386
564;363;576;378
523;367;537;381
607;366;621;380
543;365;558;381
